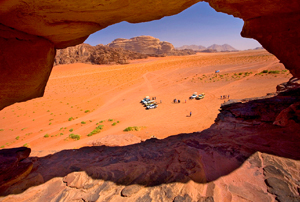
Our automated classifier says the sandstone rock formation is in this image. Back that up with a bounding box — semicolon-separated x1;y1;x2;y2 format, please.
1;0;300;109
108;36;196;56
54;43;148;66
108;36;173;55
0;87;299;201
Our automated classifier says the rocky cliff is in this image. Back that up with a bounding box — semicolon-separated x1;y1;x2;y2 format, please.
0;85;299;201
108;36;196;56
54;44;148;66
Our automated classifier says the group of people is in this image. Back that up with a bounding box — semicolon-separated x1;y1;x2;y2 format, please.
220;95;230;99
173;99;187;104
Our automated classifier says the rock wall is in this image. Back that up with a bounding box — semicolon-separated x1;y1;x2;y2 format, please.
108;36;175;55
1;0;300;109
54;43;148;65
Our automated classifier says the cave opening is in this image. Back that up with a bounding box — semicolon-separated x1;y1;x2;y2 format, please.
1;1;300;200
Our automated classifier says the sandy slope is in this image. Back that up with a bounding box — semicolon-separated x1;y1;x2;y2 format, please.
0;50;291;156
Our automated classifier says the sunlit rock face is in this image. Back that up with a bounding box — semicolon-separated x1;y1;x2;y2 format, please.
108;36;175;55
204;0;300;78
0;0;300;108
0;24;55;110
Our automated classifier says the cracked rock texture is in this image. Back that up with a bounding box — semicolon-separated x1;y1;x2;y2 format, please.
0;88;299;201
1;0;300;108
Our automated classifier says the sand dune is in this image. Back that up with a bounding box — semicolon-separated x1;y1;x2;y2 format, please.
0;50;291;156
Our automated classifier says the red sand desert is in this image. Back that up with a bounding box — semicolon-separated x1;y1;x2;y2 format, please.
0;50;291;156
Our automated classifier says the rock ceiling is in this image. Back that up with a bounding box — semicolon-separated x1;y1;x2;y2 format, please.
0;0;300;109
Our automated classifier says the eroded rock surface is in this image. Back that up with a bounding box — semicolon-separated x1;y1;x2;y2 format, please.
0;87;299;201
54;43;148;66
108;36;178;56
1;0;300;109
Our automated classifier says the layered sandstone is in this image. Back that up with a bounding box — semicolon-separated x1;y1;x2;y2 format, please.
108;36;175;56
54;43;148;66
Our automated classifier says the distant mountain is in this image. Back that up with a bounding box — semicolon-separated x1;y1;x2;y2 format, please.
177;44;238;52
254;47;264;50
177;45;206;51
207;44;237;52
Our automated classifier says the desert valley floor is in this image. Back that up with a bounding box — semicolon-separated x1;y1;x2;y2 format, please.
0;50;291;156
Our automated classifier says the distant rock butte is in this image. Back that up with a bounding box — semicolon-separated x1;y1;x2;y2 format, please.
108;36;195;56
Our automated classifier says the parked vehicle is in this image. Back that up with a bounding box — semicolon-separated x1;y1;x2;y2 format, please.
189;92;197;99
196;93;205;100
144;100;157;106
141;98;150;104
146;104;157;109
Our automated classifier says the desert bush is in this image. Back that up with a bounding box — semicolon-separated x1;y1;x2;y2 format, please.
87;125;103;137
15;136;20;140
268;70;280;74
44;134;49;138
112;122;117;126
68;117;74;121
81;121;86;124
108;119;113;122
69;128;73;132
261;70;268;73
84;110;90;113
123;126;144;132
69;134;80;140
23;143;30;148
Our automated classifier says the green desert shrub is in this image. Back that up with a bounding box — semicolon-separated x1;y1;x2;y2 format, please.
123;126;144;132
23;143;30;148
87;125;103;137
268;70;280;74
68;117;74;121
69;134;80;140
15;136;20;140
44;134;49;138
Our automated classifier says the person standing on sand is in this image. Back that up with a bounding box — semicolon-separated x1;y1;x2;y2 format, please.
190;111;192;117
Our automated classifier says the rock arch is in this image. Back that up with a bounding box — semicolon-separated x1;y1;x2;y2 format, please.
0;0;299;109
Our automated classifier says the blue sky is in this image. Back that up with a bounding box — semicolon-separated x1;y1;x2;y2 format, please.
85;2;261;50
